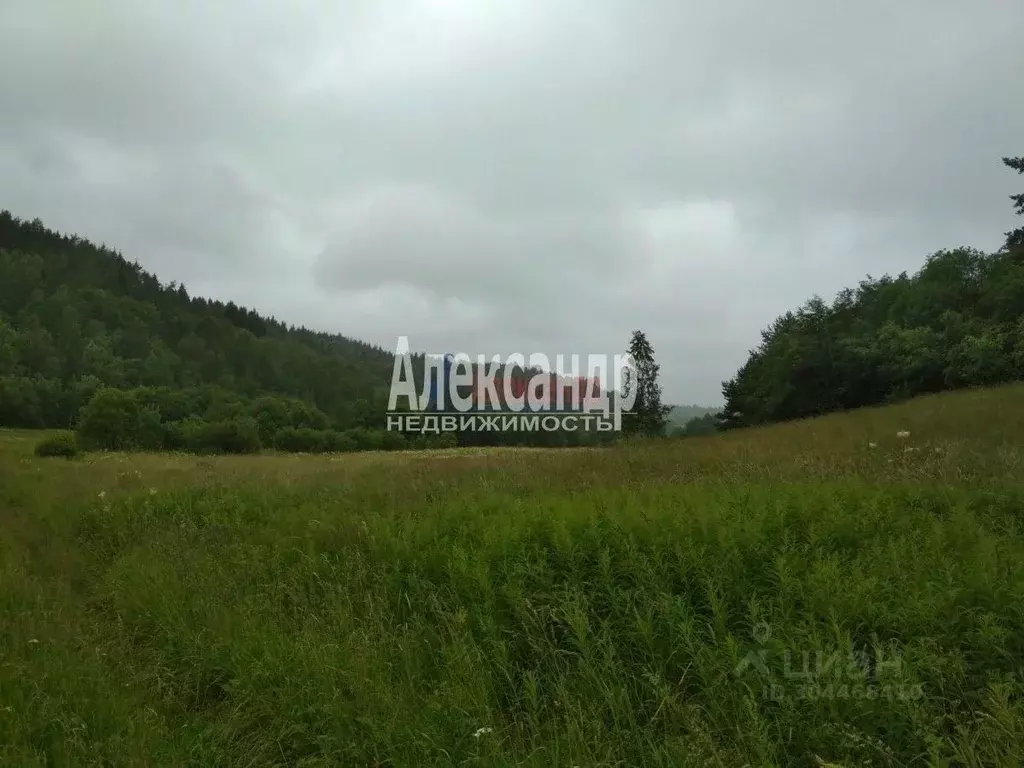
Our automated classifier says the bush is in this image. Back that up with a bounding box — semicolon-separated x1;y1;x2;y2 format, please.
162;417;205;451
34;431;79;458
272;428;368;454
273;427;328;453
380;429;408;451
252;396;292;444
186;418;262;454
681;412;719;437
76;388;164;451
346;428;385;451
436;432;460;449
323;431;357;453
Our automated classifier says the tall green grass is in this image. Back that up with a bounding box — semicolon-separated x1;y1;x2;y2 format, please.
3;384;1024;766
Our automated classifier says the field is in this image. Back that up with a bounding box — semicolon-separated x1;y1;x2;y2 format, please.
2;385;1024;767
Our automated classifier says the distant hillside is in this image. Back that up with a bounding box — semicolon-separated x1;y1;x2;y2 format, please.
666;404;719;428
0;210;400;430
0;211;628;450
0;209;722;448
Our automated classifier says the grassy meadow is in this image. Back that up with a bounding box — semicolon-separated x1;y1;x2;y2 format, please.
2;385;1024;766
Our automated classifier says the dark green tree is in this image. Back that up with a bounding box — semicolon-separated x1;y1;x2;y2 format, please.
1005;156;1024;250
681;411;719;437
623;330;671;437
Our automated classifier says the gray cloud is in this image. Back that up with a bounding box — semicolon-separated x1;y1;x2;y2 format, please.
2;0;1022;404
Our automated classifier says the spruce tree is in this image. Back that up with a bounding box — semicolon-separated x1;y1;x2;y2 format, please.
623;330;670;437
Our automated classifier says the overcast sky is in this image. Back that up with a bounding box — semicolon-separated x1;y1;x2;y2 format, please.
2;1;1022;404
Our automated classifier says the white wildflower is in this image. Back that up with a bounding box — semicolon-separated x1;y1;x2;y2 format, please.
868;442;877;449
97;491;106;499
28;639;39;645
896;430;910;439
473;727;493;739
149;488;157;495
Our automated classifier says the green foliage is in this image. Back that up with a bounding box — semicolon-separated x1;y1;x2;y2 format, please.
679;411;719;437
0;211;614;449
436;431;459;449
273;427;331;453
721;160;1024;429
0;210;399;433
666;404;719;430
68;384;411;455
4;384;1024;764
33;431;78;458
77;388;164;451
622;330;671;437
185;418;262;455
721;246;1024;429
162;417;205;452
1004;156;1024;250
272;426;407;454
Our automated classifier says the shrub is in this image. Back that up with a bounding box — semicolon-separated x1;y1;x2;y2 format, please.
34;431;79;458
323;431;357;453
77;388;163;451
251;396;292;444
163;417;206;451
437;432;459;449
274;427;328;453
346;428;385;451
380;429;408;451
288;401;331;431
186;418;262;454
205;399;247;423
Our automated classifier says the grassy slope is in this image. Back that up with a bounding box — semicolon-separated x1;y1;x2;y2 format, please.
2;385;1024;766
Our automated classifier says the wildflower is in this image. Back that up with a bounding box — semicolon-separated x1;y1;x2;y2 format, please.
149;488;157;495
904;447;918;453
896;430;910;439
868;442;877;449
28;639;39;645
473;727;493;739
98;491;106;499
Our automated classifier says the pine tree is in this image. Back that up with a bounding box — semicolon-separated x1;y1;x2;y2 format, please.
622;330;670;437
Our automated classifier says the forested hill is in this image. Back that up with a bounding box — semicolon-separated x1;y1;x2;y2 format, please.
0;210;399;429
718;155;1024;431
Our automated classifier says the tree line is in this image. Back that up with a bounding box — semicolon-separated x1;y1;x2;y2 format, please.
0;210;667;452
14;155;1017;452
719;156;1024;429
